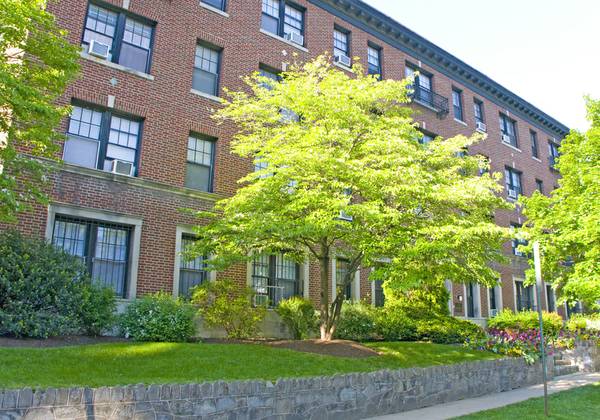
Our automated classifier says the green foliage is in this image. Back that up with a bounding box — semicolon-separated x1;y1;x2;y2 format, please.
373;308;418;341
192;279;266;339
383;283;451;318
520;98;600;307
0;0;79;222
0;231;115;338
275;297;318;340
334;301;377;341
119;292;196;342
488;310;564;337
415;317;484;344
189;55;510;339
565;314;600;332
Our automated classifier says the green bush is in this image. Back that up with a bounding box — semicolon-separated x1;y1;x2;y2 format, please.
276;297;318;340
415;317;484;344
192;279;266;339
373;305;418;341
488;310;564;337
334;301;376;341
119;292;196;342
0;231;116;338
383;284;451;318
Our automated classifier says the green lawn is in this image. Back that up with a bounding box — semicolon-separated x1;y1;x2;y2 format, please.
0;341;499;389
456;382;600;420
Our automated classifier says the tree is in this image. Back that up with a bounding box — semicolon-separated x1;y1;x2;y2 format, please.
520;98;600;309
0;0;79;222
189;56;509;340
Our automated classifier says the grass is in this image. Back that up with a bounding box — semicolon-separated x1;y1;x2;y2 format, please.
456;382;600;419
0;341;500;389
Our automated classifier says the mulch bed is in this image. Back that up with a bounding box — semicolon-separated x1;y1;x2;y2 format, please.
0;336;130;348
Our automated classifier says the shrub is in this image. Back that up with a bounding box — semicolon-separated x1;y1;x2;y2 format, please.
383;284;451;318
276;297;318;340
565;314;588;332
192;279;266;339
0;231;115;338
373;305;418;341
416;317;484;344
119;292;196;342
334;301;376;341
488;310;563;337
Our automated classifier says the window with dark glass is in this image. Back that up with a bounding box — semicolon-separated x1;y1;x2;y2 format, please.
333;28;350;58
499;114;518;148
367;45;382;77
336;258;352;300
201;0;226;11
489;287;498;313
179;235;208;297
474;99;484;124
510;222;527;257
546;285;556;312
52;216;132;297
530;130;539;158
185;134;216;192
452;88;463;121
515;280;534;311
466;283;477;317
193;43;221;97
504;166;522;198
536;179;544;193
419;133;434;145
374;280;385;307
63;104;141;176
405;66;433;106
261;0;304;45
548;141;560;168
258;65;280;90
251;254;301;307
82;3;154;73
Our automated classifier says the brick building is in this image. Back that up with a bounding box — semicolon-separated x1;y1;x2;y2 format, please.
10;0;571;323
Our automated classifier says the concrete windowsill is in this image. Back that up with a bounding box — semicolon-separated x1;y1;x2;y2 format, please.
454;118;468;127
532;156;542;162
333;61;353;72
199;2;229;17
81;52;155;81
259;29;309;53
190;88;223;104
501;141;522;153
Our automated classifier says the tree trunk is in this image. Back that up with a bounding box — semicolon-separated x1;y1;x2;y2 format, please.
319;245;331;341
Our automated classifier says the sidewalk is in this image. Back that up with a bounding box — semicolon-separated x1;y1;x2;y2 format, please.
367;372;600;420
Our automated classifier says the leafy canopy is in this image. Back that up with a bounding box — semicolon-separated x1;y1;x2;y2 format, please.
520;98;600;307
189;56;509;323
0;0;79;222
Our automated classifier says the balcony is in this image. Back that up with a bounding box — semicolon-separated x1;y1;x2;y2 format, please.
409;85;449;117
549;155;559;170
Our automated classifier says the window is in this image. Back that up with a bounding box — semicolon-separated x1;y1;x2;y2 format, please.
52;216;132;297
452;88;463;121
336;258;352;300
251;254;302;307
405;66;433;106
63;105;141;175
489;286;499;315
367;45;382;77
419;133;434;145
82;3;154;73
510;222;527;257
546;285;556;312
201;0;226;11
333;28;350;58
374;280;385;307
515;280;534;311
179;235;208;297
185;134;216;192
258;65;280;90
466;283;478;318
261;0;304;45
535;179;544;193
530;130;539;158
548;141;560;168
499;114;518;148
504;166;522;199
193;43;221;97
474;99;484;124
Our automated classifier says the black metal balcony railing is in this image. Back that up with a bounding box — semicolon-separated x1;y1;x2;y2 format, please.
409;85;449;117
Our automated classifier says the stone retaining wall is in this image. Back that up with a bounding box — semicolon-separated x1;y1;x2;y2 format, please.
560;340;600;373
0;357;553;420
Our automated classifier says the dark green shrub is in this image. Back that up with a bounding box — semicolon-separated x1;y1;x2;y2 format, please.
334;302;376;341
276;297;318;339
119;292;196;342
373;305;417;341
383;284;451;318
0;231;115;338
415;317;484;344
488;310;563;337
192;279;266;339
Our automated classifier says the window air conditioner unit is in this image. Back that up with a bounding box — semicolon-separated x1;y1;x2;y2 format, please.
88;40;110;59
489;309;498;317
285;32;304;46
507;189;518;199
334;53;352;67
110;159;134;176
501;134;512;144
476;121;487;132
338;211;353;222
514;249;524;257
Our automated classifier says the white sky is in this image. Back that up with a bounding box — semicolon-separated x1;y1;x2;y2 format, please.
363;0;600;131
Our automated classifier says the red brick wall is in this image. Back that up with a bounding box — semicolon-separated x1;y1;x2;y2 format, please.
4;0;563;314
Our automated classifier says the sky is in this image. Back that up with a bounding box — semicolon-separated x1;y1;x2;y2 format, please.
363;0;600;131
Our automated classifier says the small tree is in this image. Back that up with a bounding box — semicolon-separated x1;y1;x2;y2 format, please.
0;0;79;222
189;56;509;340
520;98;600;308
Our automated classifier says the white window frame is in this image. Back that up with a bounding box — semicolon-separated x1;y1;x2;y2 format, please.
45;203;142;301
487;283;503;317
173;225;216;298
513;276;538;311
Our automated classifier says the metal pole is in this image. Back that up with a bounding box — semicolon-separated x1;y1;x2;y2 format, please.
533;241;549;417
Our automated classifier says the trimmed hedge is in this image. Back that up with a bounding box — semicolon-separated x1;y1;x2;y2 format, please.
488;310;563;337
